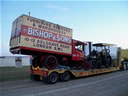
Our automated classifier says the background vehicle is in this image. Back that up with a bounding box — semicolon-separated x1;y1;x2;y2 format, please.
120;49;128;70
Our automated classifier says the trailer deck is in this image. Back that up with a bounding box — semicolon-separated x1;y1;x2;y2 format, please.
31;66;120;81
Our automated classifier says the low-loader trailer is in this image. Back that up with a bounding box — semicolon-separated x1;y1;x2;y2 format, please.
120;49;128;70
10;14;121;84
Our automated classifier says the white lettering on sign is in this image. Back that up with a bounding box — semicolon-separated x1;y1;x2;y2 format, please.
57;35;71;44
27;27;71;44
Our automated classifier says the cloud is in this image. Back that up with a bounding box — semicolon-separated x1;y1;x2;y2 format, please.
46;5;69;12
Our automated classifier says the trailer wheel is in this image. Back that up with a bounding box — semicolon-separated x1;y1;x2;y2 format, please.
44;55;58;70
46;72;58;84
60;71;70;82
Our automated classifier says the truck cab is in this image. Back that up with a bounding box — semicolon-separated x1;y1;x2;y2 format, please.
72;40;86;61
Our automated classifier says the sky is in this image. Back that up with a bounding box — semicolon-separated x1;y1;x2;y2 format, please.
0;0;128;56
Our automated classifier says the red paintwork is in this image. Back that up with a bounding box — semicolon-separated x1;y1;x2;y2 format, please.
20;25;72;45
40;54;48;62
72;40;86;61
30;68;48;76
19;46;72;56
10;39;86;61
10;24;86;61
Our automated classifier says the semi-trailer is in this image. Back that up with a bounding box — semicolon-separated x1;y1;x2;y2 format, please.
10;14;121;84
120;49;128;70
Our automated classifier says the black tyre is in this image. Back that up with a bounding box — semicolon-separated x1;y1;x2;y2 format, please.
107;56;112;67
104;56;112;68
60;71;71;82
44;55;58;70
32;56;42;68
46;72;59;84
90;60;97;69
32;57;38;68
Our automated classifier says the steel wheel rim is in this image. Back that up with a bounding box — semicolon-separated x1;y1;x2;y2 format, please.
50;74;57;82
47;57;57;69
63;72;69;80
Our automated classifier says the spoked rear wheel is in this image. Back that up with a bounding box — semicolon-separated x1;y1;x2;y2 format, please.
75;63;83;70
106;56;112;67
83;61;91;70
44;55;58;70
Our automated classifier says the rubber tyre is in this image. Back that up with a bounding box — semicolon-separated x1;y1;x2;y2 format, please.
46;72;59;84
32;57;38;68
90;60;97;69
107;56;112;67
44;55;58;70
60;72;70;82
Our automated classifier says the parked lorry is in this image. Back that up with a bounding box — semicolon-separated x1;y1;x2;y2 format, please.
10;14;121;84
120;49;128;70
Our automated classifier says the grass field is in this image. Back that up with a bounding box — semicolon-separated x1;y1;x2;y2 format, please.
0;66;30;82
